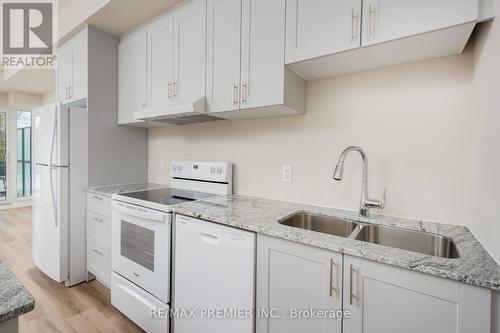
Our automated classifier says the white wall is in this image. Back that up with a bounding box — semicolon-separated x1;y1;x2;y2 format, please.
149;19;500;267
149;51;474;226
42;91;56;104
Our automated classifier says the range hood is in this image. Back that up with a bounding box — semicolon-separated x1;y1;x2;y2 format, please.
133;97;223;125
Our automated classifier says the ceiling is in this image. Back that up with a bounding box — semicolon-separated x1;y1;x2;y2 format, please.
0;0;183;95
87;0;183;37
0;69;55;94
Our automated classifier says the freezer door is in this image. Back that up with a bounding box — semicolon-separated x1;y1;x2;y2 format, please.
32;163;69;283
32;103;69;166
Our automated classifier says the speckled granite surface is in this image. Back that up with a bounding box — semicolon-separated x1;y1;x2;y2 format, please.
87;183;167;196
170;195;500;291
0;263;34;323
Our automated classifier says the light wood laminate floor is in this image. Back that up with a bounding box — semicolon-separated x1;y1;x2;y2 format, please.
0;207;144;333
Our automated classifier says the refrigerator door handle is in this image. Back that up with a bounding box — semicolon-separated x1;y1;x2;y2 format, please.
49;107;58;167
50;167;58;227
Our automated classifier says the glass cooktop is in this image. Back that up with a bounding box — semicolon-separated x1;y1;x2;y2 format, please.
119;188;214;206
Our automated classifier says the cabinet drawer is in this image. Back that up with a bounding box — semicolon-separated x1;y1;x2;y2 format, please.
87;241;111;288
87;211;111;247
111;272;169;333
87;193;111;216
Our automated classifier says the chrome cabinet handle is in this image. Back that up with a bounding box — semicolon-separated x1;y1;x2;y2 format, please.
65;86;68;99
368;4;376;38
92;249;103;256
351;9;359;41
232;83;239;104
173;80;178;97
168;81;173;98
68;85;72;99
241;81;248;104
93;195;103;201
349;264;358;305
329;259;337;297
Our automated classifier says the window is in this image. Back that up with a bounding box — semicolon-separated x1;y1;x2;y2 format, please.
16;111;31;197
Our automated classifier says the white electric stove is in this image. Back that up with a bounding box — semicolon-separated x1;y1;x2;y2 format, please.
110;160;232;333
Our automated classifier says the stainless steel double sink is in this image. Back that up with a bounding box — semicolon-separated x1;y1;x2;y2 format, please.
279;212;460;259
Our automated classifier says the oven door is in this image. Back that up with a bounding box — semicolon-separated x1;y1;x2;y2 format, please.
112;201;171;303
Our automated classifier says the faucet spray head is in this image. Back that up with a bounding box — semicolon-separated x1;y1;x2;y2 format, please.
333;161;344;181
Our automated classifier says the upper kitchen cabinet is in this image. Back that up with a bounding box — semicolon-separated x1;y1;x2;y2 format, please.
172;0;207;107
118;29;148;125
287;0;495;80
207;0;306;120
206;0;242;113
118;0;207;126
57;29;88;105
147;15;173;110
285;0;362;64
361;0;482;46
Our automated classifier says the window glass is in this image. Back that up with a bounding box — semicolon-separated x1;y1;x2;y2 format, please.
17;111;32;197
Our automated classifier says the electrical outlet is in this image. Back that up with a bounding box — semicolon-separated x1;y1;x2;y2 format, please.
282;165;292;182
159;160;166;175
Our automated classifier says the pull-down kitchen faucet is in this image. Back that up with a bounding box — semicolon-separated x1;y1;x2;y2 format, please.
333;146;386;218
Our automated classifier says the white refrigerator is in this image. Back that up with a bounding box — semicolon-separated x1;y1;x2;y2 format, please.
32;103;88;286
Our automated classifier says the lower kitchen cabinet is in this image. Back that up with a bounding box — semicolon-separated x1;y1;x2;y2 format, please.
256;235;342;333
257;235;492;333
343;254;491;333
86;192;112;288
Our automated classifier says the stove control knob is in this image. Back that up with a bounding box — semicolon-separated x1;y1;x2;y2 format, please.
210;167;216;173
178;165;183;171
216;167;222;174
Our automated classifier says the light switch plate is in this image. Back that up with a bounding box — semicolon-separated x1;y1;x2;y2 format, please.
282;165;292;182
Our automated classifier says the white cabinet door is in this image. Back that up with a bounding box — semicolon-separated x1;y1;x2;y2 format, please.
172;0;206;106
70;36;88;102
343;255;491;333
118;30;147;125
206;0;242;113
256;235;342;333
57;46;72;103
147;14;174;108
362;0;463;46
240;0;286;110
285;0;362;64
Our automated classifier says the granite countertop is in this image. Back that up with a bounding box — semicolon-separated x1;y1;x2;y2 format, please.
170;195;500;291
87;182;168;196
0;263;34;323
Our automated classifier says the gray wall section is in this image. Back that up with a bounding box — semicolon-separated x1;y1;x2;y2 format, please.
87;26;148;186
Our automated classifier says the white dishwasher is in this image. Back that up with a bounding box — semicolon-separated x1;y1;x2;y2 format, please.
173;215;255;333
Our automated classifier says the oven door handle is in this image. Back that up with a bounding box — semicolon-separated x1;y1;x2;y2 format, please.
112;202;167;222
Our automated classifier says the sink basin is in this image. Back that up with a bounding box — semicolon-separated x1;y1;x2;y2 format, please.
355;224;460;258
279;212;358;238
